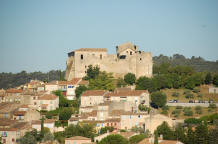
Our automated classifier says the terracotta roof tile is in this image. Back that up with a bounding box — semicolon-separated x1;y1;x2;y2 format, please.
6;89;24;93
82;90;107;96
14;111;26;116
38;94;58;100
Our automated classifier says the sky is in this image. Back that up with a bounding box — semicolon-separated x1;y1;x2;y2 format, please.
0;0;218;73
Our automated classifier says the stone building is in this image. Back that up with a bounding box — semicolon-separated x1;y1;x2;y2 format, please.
65;42;152;80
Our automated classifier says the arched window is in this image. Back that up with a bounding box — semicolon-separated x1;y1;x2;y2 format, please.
81;54;83;60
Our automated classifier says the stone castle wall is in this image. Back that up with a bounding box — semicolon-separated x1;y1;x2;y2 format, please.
65;42;152;80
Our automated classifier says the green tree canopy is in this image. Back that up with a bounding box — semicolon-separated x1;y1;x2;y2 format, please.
151;91;167;108
98;134;128;144
75;85;88;99
124;73;136;85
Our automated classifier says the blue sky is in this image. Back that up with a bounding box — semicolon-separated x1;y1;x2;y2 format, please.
0;0;218;73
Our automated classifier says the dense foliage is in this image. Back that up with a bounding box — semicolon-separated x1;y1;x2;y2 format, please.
129;134;148;144
124;73;136;85
153;54;218;72
151;91;167;108
98;134;128;144
0;70;64;89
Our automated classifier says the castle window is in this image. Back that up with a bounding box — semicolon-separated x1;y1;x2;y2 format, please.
100;54;102;59
120;55;126;59
130;51;132;55
140;58;142;61
134;45;137;50
81;54;83;60
126;51;128;53
116;46;118;51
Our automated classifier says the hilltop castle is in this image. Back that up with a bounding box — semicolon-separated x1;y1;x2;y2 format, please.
65;42;153;81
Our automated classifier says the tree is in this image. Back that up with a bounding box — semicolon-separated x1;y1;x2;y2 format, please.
19;133;37;144
138;104;150;113
42;131;54;142
172;91;179;97
99;127;114;134
156;122;174;140
98;134;128;144
59;108;73;120
195;106;202;114
184;77;195;89
195;123;209;144
154;130;159;144
136;76;155;92
129;134;148;144
75;85;88;99
205;73;212;84
151;91;167;108
124;73;136;85
40;117;45;139
213;74;218;87
184;107;193;116
86;65;100;80
116;78;127;88
88;72;115;91
185;127;196;144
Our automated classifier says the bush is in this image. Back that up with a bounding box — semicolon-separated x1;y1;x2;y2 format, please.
193;88;200;93
138;104;150;112
184;118;202;125
151;91;167;108
116;78;127;88
185;93;194;99
98;134;128;144
195;106;202;114
172;109;181;117
208;103;217;109
176;106;183;109
124;73;136;85
129;134;148;144
197;93;203;98
184;107;193;116
172;91;180;97
184;90;191;95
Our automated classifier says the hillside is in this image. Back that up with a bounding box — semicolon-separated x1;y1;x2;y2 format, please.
153;54;218;72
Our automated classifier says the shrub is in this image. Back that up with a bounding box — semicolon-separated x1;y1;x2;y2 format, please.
197;93;203;98
124;73;136;85
193;88;200;93
184;90;191;95
184;107;193;116
172;91;180;97
208;103;217;109
185;93;194;99
172;109;181;117
195;106;202;114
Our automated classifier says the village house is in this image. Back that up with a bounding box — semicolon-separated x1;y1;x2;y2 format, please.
37;94;59;111
120;112;149;130
3;89;24;103
27;80;45;92
0;119;31;144
0;89;5;103
65;136;94;144
80;90;107;107
12;105;40;122
32;119;56;133
0;102;20;119
209;86;218;94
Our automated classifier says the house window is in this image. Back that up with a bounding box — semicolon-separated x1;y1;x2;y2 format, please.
100;54;102;59
5;113;8;118
33;97;36;100
138;115;141;118
140;58;142;61
12;138;15;142
34;102;37;105
2;131;7;137
130;51;132;55
134;45;137;50
81;54;83;60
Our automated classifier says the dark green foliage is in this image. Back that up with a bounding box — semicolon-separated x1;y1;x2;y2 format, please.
183;107;193;116
185;93;194;99
0;70;65;89
99;127;114;134
205;73;212;84
64;124;95;139
208;103;217;109
124;73;136;85
129;134;148;144
154;131;159;144
151;91;167;108
88;72;115;91
53;90;74;107
195;123;209;144
184;77;195;89
75;85;88;99
116;78;127;88
156;122;174;140
153;54;218;72
19;132;37;144
98;134;128;144
185;127;196;144
213;74;218;87
40;117;45;139
131;126;145;133
208;120;218;144
138;104;150;112
59;107;73;120
136;76;155;92
86;65;100;80
54;132;65;144
184;118;202;125
195;106;202;114
174;124;186;143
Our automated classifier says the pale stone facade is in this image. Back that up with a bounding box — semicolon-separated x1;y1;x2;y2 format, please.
65;136;92;144
65;42;152;80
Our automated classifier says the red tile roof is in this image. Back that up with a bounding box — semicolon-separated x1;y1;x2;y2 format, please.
82;90;107;96
38;94;58;100
6;89;24;93
105;90;148;97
